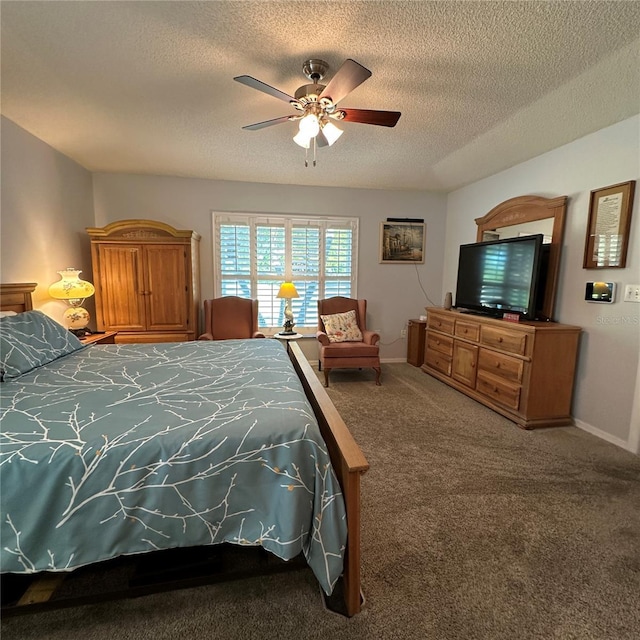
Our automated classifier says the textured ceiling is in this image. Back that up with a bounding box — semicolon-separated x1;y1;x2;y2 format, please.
2;1;639;192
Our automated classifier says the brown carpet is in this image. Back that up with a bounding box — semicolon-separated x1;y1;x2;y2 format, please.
2;363;639;639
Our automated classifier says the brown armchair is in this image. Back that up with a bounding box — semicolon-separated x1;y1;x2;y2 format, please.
317;297;381;387
198;296;265;340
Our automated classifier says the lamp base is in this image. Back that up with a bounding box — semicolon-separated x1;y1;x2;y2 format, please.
277;330;297;336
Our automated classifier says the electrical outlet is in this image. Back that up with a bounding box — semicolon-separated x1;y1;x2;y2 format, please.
400;329;407;338
623;284;640;302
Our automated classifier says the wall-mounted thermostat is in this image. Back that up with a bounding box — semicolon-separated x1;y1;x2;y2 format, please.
585;282;616;303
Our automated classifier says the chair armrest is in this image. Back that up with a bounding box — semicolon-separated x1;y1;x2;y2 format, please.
316;330;330;346
198;333;214;341
253;331;266;338
362;330;380;345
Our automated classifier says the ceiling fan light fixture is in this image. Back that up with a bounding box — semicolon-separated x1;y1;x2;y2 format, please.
298;113;320;137
321;120;343;146
293;130;312;149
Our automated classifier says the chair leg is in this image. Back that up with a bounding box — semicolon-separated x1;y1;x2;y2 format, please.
374;367;381;386
324;368;330;387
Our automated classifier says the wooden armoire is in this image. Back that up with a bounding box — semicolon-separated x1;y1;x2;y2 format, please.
87;220;200;343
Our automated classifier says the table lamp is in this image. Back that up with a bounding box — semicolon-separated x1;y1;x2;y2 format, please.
276;282;300;335
48;268;96;336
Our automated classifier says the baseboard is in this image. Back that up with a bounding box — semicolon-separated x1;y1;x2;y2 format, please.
573;417;634;453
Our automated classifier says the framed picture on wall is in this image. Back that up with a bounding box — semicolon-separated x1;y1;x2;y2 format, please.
583;180;636;269
379;221;426;264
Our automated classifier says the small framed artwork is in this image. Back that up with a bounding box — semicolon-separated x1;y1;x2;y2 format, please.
379;221;426;264
583;180;636;269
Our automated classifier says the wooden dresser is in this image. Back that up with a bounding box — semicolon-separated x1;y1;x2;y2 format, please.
422;308;581;429
87;220;200;343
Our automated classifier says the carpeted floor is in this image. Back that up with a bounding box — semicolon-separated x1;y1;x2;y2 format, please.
2;363;639;639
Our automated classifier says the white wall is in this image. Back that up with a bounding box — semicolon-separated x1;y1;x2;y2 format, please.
0;117;95;324
444;116;640;451
92;173;447;361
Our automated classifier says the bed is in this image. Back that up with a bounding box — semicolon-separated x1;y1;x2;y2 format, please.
0;283;368;616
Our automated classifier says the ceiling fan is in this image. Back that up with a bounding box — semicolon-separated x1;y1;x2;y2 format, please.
234;58;401;166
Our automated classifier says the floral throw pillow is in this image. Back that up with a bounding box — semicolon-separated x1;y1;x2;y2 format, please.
320;310;363;343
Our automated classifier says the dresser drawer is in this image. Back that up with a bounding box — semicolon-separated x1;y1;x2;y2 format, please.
454;319;480;342
478;348;523;383
481;325;527;355
425;349;452;376
427;313;455;335
426;332;453;356
477;372;521;410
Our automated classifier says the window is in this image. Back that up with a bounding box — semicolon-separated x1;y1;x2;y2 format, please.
213;212;358;332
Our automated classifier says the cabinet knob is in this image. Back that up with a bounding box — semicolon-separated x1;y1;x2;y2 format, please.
498;337;504;343
496;362;501;369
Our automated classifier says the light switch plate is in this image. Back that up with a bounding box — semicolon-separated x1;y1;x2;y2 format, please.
623;284;640;302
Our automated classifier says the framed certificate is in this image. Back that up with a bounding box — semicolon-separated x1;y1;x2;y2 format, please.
583;180;636;269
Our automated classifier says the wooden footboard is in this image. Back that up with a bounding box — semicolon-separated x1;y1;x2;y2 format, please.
287;341;369;616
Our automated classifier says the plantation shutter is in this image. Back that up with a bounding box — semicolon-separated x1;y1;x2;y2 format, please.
213;213;358;332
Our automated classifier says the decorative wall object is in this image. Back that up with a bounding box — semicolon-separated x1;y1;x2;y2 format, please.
583;180;636;269
379;221;425;264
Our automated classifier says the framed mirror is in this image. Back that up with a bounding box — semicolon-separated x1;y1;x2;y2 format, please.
475;195;568;322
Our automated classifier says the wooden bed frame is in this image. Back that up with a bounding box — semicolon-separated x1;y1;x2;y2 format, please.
0;283;368;617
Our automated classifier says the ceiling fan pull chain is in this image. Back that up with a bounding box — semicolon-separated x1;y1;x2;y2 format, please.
313;136;317;167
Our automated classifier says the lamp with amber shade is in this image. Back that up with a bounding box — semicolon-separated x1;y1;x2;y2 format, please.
48;268;96;336
276;282;300;335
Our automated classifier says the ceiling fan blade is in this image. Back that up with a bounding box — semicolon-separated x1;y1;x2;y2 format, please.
339;108;401;127
234;75;295;103
242;115;294;131
319;59;371;105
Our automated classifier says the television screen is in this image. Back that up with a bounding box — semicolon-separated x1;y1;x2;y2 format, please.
454;234;544;320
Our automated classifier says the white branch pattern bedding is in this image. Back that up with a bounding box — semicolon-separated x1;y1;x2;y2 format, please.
0;339;347;594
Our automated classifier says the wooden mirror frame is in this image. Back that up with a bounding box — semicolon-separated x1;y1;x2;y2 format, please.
475;195;568;322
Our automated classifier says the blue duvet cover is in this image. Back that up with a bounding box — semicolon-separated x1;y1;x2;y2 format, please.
0;339;346;594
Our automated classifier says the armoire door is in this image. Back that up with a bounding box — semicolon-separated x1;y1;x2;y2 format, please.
98;245;146;331
143;245;189;331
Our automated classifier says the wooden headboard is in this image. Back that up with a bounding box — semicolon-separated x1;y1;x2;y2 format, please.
0;283;37;313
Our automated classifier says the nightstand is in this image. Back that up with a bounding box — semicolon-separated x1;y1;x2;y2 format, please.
273;332;303;342
79;331;118;345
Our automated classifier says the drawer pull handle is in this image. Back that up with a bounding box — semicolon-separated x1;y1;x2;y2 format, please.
498;337;503;343
496;362;501;369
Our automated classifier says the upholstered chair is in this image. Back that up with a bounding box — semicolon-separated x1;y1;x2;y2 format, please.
316;297;381;387
198;297;265;340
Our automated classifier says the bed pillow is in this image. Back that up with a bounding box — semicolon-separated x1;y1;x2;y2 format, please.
320;310;363;343
0;310;85;380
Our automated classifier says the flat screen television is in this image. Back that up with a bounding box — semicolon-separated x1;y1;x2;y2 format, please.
454;234;545;320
